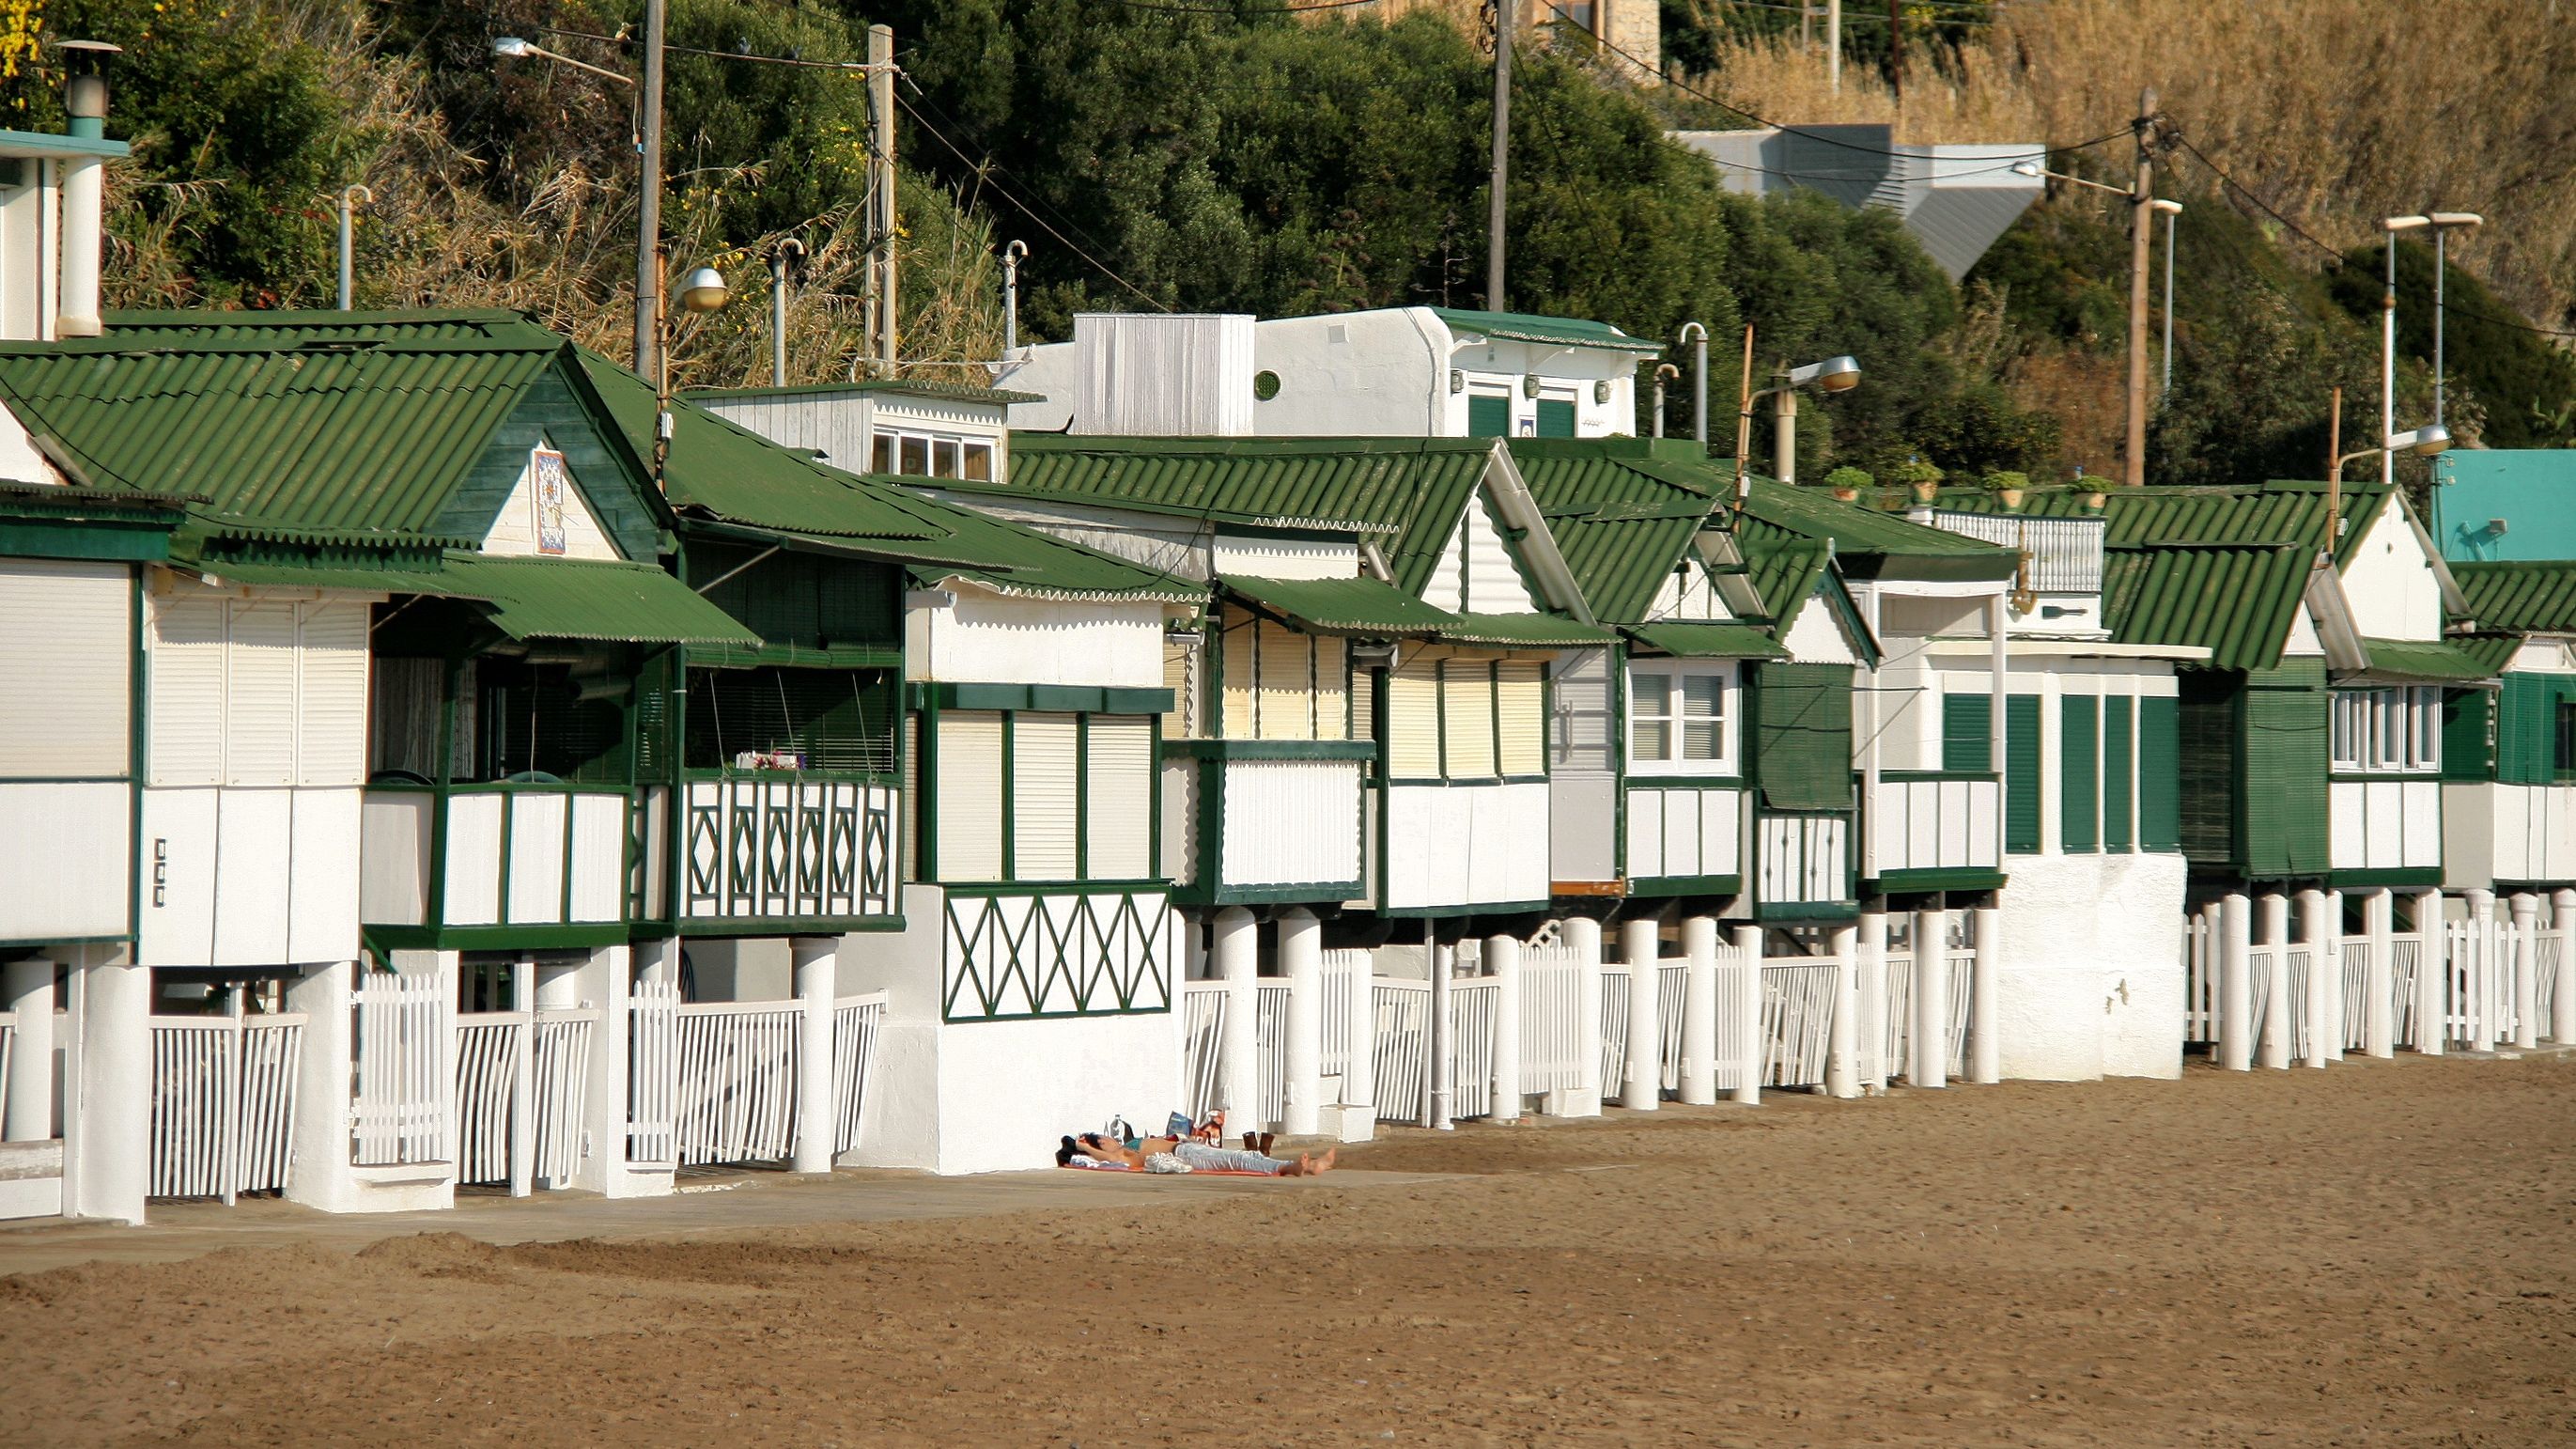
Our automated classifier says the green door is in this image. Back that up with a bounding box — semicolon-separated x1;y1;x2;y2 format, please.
1467;394;1511;438
1533;398;1576;438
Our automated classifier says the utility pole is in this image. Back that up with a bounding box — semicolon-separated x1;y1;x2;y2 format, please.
637;0;666;377
1885;0;1902;100
2124;87;2157;488
1827;0;1842;94
1487;0;1512;310
870;23;898;376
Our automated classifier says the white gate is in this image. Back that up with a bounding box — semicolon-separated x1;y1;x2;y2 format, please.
673;1001;802;1166
829;992;888;1156
1372;978;1430;1124
456;1013;521;1186
1713;937;1761;1094
1448;976;1499;1121
148;1014;303;1203
628;978;679;1166
455;1009;597;1192
2182;903;2220;1044
1518;945;1585;1095
1598;965;1632;1098
1254;979;1292;1130
2339;939;2372;1051
2388;931;2425;1048
1761;959;1838;1087
352;973;445;1167
1178;980;1226;1123
1655;962;1687;1093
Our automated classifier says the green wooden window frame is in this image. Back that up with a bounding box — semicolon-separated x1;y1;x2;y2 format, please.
2004;693;2041;853
1941;692;1994;775
2137;695;2180;851
2061;694;2100;854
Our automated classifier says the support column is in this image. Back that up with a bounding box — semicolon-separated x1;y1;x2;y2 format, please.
1679;916;1718;1105
1730;925;1763;1105
572;943;645;1194
285;959;355;1211
1854;908;1887;1093
1280;910;1325;1137
2320;889;2347;1063
1341;930;1376;1139
2554;890;2576;1046
2362;889;2396;1058
2509;892;2540;1051
1428;933;1453;1131
1910;906;1948;1089
2414;890;2448;1055
508;957;537;1196
3;958;54;1143
1566;916;1604;1117
1212;909;1260;1130
2295;889;2331;1068
1969;906;2002;1084
2218;892;2253;1070
2465;887;2496;1052
66;952;148;1226
791;936;839;1176
1825;922;1860;1098
1486;934;1524;1123
2258;894;2291;1069
1618;918;1661;1110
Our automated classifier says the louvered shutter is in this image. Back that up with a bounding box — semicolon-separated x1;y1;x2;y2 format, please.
2004;694;2041;853
1750;662;1854;811
1162;640;1198;739
2242;661;2329;876
1942;692;1994;774
223;600;300;787
1257;619;1312;740
1314;637;1349;742
1350;662;1375;743
2137;695;2180;850
2061;695;2100;853
1083;715;1153;880
1219;604;1256;739
2103;695;2134;852
1533;399;1575;438
1467;395;1510;438
1496;660;1545;776
1442;660;1497;778
935;710;1004;881
2497;674;2552;785
297;601;371;787
1388;651;1441;779
1012;712;1079;880
148;592;228;787
2442;686;2493;783
0;560;129;778
2178;675;2237;863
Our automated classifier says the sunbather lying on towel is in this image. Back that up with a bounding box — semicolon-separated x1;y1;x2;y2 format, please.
1058;1131;1338;1176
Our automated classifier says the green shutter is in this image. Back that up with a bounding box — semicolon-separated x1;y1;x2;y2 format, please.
1533;398;1575;438
2178;673;2238;864
2492;674;2576;786
2443;687;2495;782
1750;662;1855;811
1467;395;1510;438
1942;692;1994;774
2103;695;2134;852
2138;695;2180;851
2005;694;2041;853
2061;695;2100;853
2241;660;2329;877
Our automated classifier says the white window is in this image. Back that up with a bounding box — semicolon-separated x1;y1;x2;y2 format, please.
871;428;994;480
1626;662;1736;776
2332;686;2442;774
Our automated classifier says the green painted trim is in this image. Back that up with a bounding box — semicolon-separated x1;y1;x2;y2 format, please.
368;922;632;951
1161;738;1379;762
2326;771;2447;784
1869;867;2009;892
2327;866;2445;887
1623;874;1744;899
1755;900;1860;923
0;934;132;949
674;914;907;938
494;791;518;925
0;521;170;562
1075;711;1092;881
944;880;1169;897
1204;880;1369;904
943;1005;1176;1023
1147;711;1163;887
1385;773;1551;787
1877;770;2000;786
917;702;940;882
6;771;131;786
1000;709;1017;883
908;680;1177;715
1374;899;1551;919
1193;754;1223;905
0;130;131;159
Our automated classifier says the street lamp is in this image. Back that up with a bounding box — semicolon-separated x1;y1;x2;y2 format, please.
2323;382;2450;561
2425;211;2483;428
1676;321;1709;445
2152;197;2183;397
1747;355;1862;485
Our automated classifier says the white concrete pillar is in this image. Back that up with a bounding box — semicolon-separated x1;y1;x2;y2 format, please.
508;957;537;1196
1486;933;1524;1123
2218;892;2253;1070
1910;906;1948;1090
1428;936;1453;1131
3;958;54;1143
1825;923;1860;1098
66;954;148;1226
1679;916;1718;1105
1280;911;1326;1137
2320;889;2347;1063
2413;891;2447;1055
1730;925;1763;1106
2509;893;2540;1051
2258;894;2291;1069
790;936;839;1175
572;943;655;1195
1340;933;1376;1139
1969;906;2002;1084
2465;887;2497;1052
2554;890;2576;1047
285;959;355;1211
1211;909;1260;1130
2295;889;2331;1068
1853;909;1887;1093
2362;889;2396;1059
1566;916;1605;1117
1618;918;1661;1110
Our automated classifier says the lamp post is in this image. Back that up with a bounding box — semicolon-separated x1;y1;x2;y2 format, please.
1746;355;1863;485
2015;158;2175;481
769;238;805;386
2323;382;2449;562
2152;197;2182;398
2426;212;2484;428
1002;240;1029;356
1652;363;1679;439
494;27;659;376
2378;214;2436;488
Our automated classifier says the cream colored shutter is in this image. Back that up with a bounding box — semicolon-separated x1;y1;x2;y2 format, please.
1219;604;1256;738
1084;715;1153;880
296;600;371;787
1497;659;1545;776
1162;639;1199;739
1012;712;1079;880
936;710;1005;880
1314;636;1348;741
224;599;300;787
0;559;130;777
148;591;228;787
1442;659;1497;779
1350;662;1374;742
1257;620;1312;740
1388;650;1441;779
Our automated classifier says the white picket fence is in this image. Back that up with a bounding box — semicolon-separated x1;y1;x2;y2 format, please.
1655;962;1688;1093
829;992;888;1156
1178;980;1227;1123
454;1009;597;1192
1373;977;1431;1124
1320;950;1364;1082
1761;959;1839;1087
628;978;680;1166
672;1000;802;1166
2339;939;2372;1052
352;973;445;1167
1519;946;1586;1095
148;1014;303;1202
1448;976;1501;1121
1713;941;1761;1095
1598;965;1632;1098
2389;932;2425;1047
1254;979;1293;1130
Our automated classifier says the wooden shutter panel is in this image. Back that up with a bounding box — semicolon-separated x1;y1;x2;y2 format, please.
1388;651;1440;779
1750;662;1854;811
2061;694;2099;853
2138;695;2180;850
1083;715;1153;880
1161;640;1197;740
1257;619;1312;740
2242;661;2330;876
2496;674;2552;785
1314;637;1348;742
2178;675;2237;863
0;560;129;778
935;710;1004;881
1012;712;1079;880
149;592;227;787
2005;693;2041;853
1467;394;1509;438
2442;686;2494;782
1942;692;1994;774
224;600;300;787
1534;399;1576;438
2103;695;2134;852
1497;660;1545;776
297;600;371;787
1351;663;1375;743
1442;660;1497;778
1219;603;1256;739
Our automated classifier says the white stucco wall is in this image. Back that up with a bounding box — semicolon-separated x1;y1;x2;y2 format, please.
906;587;1170;689
1990;850;2187;1081
2341;495;2444;643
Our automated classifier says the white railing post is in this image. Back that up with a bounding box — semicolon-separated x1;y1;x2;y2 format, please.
1341;947;1376;1133
1909;906;1948;1090
2296;889;2331;1069
1854;908;1887;1092
1618;918;1661;1110
1825;923;1860;1098
790;937;839;1175
1729;926;1763;1105
3;958;53;1143
507;958;537;1196
1969;906;2001;1083
2257;893;2291;1069
2464;888;2496;1052
1428;937;1453;1131
1212;909;1260;1130
2219;892;2253;1070
1680;916;1718;1105
2362;889;2396;1058
2555;890;2576;1046
1280;910;1325;1137
2320;889;2347;1062
2414;891;2448;1055
2509;892;2540;1051
1487;934;1523;1123
1566;916;1605;1117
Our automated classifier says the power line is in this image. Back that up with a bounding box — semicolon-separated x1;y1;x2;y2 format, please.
1095;0;1390;12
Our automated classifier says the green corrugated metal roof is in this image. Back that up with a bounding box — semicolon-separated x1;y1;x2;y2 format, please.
1436;611;1618;647
1623;621;1787;659
1918;479;2397;559
435;553;758;646
2454;632;2525;676
103;307;538;343
2359;637;2492;682
189;557;458;595
1001;435;1497;595
1508;438;1723;623
1736;521;1830;631
687;378;1045;406
2455;560;2576;633
1221;574;1455;636
1428;308;1666;354
2099;543;2314;672
1740;480;2018;580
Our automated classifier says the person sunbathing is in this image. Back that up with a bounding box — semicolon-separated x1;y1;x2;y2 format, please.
1060;1131;1337;1176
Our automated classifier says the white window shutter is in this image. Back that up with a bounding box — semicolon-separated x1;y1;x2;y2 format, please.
1442;659;1497;779
1388;651;1441;779
1084;715;1153;880
296;600;371;787
147;592;228;787
936;710;1005;881
1256;619;1312;740
1011;712;1079;880
222;600;300;787
0;559;129;778
1497;660;1545;776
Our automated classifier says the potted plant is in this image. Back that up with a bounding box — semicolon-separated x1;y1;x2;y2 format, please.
1890;457;1944;506
1823;465;1872;502
1987;469;2030;510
